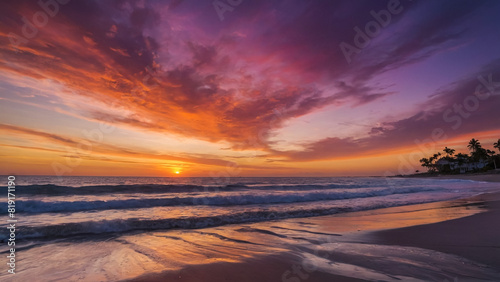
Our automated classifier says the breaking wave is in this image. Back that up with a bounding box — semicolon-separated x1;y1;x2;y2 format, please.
0;199;436;242
12;186;441;213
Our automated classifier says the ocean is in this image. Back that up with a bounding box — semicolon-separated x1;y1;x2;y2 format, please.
1;176;498;242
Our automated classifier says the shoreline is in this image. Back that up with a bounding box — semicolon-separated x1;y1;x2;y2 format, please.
129;177;500;281
396;169;500;182
375;171;500;270
369;191;500;269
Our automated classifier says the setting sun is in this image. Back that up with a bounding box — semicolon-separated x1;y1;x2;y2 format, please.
175;171;180;174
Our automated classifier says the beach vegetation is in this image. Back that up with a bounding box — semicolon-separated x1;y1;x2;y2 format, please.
419;138;499;174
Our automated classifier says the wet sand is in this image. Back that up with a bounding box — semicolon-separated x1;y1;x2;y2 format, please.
129;253;366;282
129;185;500;281
370;191;500;270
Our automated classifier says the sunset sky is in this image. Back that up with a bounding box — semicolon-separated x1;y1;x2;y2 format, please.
1;0;499;177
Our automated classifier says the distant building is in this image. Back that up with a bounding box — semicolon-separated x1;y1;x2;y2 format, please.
435;158;488;174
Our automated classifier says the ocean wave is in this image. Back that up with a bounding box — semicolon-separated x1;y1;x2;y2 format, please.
0;183;372;197
12;186;441;213
1;184;228;196
0;194;449;242
0;204;381;242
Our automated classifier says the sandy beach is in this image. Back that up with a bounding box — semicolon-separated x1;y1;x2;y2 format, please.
371;191;500;270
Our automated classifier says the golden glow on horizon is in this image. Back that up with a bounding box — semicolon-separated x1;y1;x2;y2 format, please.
1;128;499;176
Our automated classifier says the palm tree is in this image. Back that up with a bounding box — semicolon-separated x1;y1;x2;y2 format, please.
428;152;441;172
455;153;469;165
487;149;498;170
443;147;455;158
419;158;431;171
453;152;469;173
493;139;500;170
477;147;489;159
420;155;440;173
468;138;481;153
429;153;441;164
